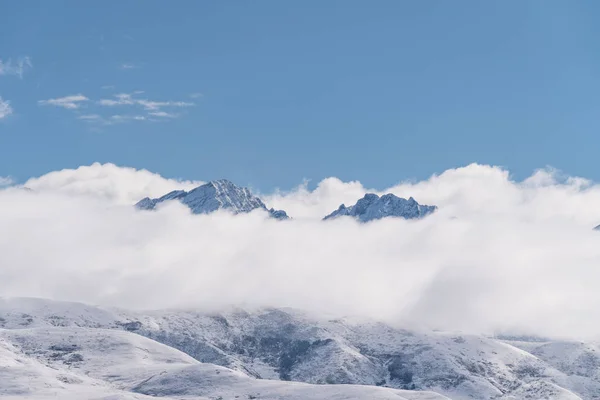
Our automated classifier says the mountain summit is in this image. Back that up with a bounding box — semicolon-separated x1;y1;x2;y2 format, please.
136;179;289;219
324;193;436;222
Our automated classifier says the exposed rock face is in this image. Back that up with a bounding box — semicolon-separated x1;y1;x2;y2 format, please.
324;193;436;222
136;179;289;219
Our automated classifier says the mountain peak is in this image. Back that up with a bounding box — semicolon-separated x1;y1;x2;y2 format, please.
323;192;436;222
136;180;289;219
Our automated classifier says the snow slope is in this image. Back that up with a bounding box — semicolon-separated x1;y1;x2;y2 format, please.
0;332;177;400
133;363;449;400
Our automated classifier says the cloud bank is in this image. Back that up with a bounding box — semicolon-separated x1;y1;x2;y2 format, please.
23;162;203;204
3;163;600;339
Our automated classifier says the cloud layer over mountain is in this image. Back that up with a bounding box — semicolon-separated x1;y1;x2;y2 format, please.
3;163;600;339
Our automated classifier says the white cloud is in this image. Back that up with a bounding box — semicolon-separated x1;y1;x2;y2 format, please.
97;93;193;122
0;96;13;119
189;93;203;99
136;99;193;110
98;93;134;107
23;162;203;204
39;94;89;109
120;63;137;70
78;114;101;120
0;57;32;78
148;111;177;118
109;114;146;123
40;92;192;125
5;163;600;339
98;93;194;112
78;112;154;126
0;176;13;186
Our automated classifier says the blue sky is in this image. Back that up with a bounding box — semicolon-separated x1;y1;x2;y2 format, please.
1;1;599;191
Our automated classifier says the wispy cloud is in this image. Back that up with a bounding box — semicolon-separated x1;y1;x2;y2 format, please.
189;92;203;99
109;114;146;122
78;114;102;121
0;176;14;186
101;85;115;90
0;96;13;119
98;93;135;107
148;111;178;118
0;57;32;78
120;63;138;70
137;99;193;111
79;113;147;126
98;92;194;114
39;94;89;109
42;92;193;126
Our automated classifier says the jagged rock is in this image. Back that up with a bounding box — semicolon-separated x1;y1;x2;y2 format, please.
136;179;289;219
324;193;436;222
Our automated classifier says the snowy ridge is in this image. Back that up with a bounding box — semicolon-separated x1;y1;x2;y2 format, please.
324;193;436;222
0;312;449;399
1;298;598;399
135;179;289;219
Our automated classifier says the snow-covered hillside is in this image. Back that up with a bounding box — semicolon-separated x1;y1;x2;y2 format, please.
1;298;598;399
0;328;450;400
0;303;448;400
135;179;289;219
323;193;436;222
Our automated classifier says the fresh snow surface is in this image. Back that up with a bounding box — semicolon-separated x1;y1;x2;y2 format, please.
323;193;436;222
1;298;599;399
135;179;289;219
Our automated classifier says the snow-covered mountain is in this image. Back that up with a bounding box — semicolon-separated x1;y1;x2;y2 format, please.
1;298;598;400
135;179;289;219
324;193;436;222
0;298;448;400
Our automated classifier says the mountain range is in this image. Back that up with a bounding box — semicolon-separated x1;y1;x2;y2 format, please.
0;297;595;400
136;179;436;222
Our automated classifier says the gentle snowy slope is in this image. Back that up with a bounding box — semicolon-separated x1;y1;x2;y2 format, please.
0;327;198;388
133;363;449;400
323;193;436;222
135;179;289;219
0;333;174;400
